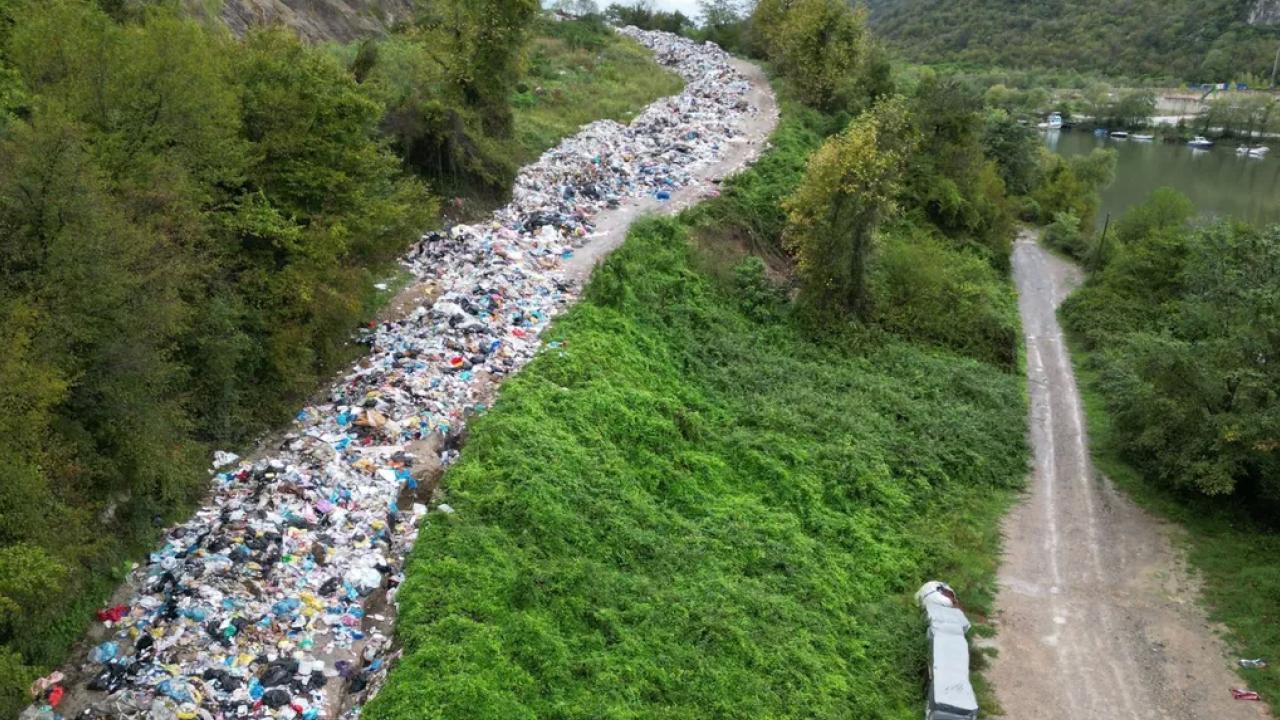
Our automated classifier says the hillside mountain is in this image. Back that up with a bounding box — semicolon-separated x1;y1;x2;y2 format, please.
182;0;413;41
864;0;1280;82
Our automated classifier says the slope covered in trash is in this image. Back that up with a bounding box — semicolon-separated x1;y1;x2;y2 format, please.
21;28;759;720
361;215;1027;719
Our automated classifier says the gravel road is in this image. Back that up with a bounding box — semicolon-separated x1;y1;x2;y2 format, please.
988;232;1270;719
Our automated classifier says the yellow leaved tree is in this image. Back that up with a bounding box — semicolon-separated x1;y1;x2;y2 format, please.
783;97;917;318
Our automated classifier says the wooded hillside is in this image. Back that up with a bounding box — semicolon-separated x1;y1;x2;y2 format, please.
865;0;1280;82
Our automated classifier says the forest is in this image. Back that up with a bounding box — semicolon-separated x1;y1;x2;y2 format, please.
864;0;1280;83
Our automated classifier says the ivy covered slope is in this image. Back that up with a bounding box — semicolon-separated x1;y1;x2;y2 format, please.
865;0;1277;82
366;217;1027;719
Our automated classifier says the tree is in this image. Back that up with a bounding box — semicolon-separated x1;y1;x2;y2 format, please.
783;97;916;317
604;2;693;34
903;74;1014;265
1097;223;1280;498
983;109;1041;195
554;0;600;15
698;0;745;52
1033;148;1116;255
752;0;873;112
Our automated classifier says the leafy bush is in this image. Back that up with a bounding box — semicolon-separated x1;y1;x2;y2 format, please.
751;0;890;113
732;256;785;321
784;97;917;318
872;228;1019;368
1045;210;1085;257
1064;189;1280;503
1032;148;1116;258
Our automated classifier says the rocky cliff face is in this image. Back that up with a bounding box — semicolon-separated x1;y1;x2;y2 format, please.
1249;0;1280;25
185;0;416;42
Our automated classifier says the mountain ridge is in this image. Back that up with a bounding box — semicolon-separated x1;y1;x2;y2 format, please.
864;0;1280;81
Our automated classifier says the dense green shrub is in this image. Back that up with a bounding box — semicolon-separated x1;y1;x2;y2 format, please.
751;0;892;113
1045;210;1086;257
872;228;1019;368
1032;148;1116;258
784;97;916;318
1063;190;1280;503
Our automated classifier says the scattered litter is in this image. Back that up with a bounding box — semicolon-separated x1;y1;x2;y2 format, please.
1239;658;1269;669
30;26;758;720
374;283;390;291
211;450;240;469
94;605;128;624
1232;688;1263;701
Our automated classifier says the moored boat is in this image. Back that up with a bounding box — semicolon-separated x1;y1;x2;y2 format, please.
1038;112;1064;131
1110;131;1129;139
1188;136;1214;148
1131;134;1154;142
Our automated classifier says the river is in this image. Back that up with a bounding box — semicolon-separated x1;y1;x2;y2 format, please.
1046;129;1280;228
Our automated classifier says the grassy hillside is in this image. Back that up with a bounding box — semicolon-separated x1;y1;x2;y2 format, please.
512;23;684;163
866;0;1279;82
365;217;1028;720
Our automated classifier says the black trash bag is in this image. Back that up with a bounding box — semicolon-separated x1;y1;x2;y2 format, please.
261;658;299;687
262;688;292;708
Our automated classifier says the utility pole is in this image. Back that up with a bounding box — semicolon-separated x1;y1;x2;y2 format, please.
1271;42;1280;89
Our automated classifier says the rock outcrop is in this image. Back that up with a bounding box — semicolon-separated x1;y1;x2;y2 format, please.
184;0;415;42
1249;0;1280;25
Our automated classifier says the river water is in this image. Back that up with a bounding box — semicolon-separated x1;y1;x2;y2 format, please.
1045;129;1280;228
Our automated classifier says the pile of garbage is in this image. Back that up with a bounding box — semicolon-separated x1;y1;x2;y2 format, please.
23;28;756;720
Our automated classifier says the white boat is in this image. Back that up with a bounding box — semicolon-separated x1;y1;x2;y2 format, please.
1189;136;1215;148
1131;134;1154;142
1039;112;1063;130
1236;145;1269;158
1110;131;1129;139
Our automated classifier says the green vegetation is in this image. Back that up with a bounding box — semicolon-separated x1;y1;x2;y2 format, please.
1059;186;1280;708
364;213;1027;720
752;0;892;113
784;96;916;318
1032;149;1118;261
511;18;683;164
366;0;1048;714
865;0;1280;83
1062;193;1280;500
1067;310;1280;710
0;1;681;711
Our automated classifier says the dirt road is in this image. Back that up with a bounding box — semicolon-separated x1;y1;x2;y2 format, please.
988;232;1269;719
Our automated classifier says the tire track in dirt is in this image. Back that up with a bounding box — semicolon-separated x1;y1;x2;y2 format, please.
988;232;1270;720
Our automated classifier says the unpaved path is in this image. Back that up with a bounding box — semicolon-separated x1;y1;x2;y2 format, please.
989;232;1270;719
